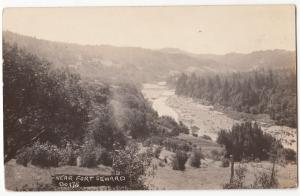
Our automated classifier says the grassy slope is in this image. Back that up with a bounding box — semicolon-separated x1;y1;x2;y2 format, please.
176;134;222;156
5;136;297;190
5;159;112;191
148;135;297;189
149;159;297;190
5;155;297;190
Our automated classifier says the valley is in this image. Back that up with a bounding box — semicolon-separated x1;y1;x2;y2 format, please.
3;31;297;191
142;82;297;151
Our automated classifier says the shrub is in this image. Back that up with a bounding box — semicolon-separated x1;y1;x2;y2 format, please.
163;138;192;152
142;139;151;147
202;135;212;141
223;164;248;189
30;142;61;168
179;121;189;134
143;136;165;147
241;157;251;164
81;152;97;168
254;158;261;163
210;149;224;161
157;117;189;136
79;143;97;168
172;150;188;171
16;142;80;167
112;143;154;190
158;161;165;167
154;146;163;159
252;169;278;189
221;158;230;167
16;147;32;166
190;125;200;132
190;148;203;168
99;149;113;166
59;143;79;166
283;148;296;162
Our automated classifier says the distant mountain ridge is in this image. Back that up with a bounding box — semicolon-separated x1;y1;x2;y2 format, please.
3;31;296;82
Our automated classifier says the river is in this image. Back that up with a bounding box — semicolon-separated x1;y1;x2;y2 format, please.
142;82;179;122
142;82;297;150
142;82;236;141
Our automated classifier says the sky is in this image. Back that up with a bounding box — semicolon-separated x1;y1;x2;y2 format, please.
3;5;296;54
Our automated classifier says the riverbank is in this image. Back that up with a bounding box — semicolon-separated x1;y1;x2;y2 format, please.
142;82;179;122
142;82;296;151
166;95;237;141
166;95;297;151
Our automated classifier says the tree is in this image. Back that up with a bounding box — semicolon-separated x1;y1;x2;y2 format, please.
3;42;90;162
172;150;188;171
190;148;204;168
174;70;296;128
217;122;277;183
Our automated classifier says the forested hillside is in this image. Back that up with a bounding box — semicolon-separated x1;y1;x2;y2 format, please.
3;31;213;82
3;42;189;167
174;70;297;128
3;31;296;83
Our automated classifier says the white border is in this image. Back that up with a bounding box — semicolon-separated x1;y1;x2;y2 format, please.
0;1;299;196
0;0;299;7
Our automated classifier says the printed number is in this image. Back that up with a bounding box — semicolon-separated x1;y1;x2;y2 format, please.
58;181;79;188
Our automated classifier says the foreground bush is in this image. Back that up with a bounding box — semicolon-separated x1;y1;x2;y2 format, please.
252;169;278;189
3;43;90;163
223;164;248;189
210;149;224;161
190;148;203;168
16;141;81;167
164;138;192;152
154;146;163;159
112;143;155;190
172;150;188;171
283;148;296;162
16;147;32;166
59;142;80;166
79;143;99;168
30;142;61;168
98;149;113;166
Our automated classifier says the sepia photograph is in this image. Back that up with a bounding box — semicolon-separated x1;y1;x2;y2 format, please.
2;5;297;191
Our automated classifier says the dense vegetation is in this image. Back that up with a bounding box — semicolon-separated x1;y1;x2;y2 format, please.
172;150;188;171
217;122;275;161
4;43;90;162
3;43;189;169
3;34;297;190
217;122;295;189
174;70;296;128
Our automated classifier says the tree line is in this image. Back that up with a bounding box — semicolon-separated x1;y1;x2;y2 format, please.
174;70;296;128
